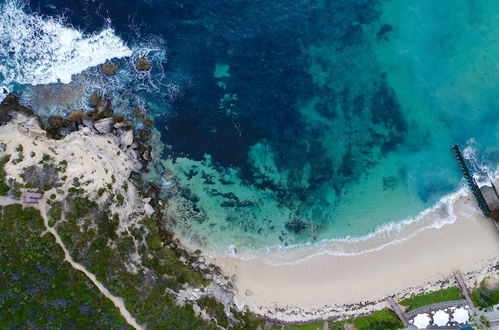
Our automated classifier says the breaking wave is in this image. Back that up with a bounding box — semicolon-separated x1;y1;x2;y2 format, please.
0;0;132;86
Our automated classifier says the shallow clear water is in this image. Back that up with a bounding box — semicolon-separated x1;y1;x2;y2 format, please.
2;0;499;252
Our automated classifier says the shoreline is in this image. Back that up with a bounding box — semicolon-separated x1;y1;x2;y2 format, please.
206;193;499;322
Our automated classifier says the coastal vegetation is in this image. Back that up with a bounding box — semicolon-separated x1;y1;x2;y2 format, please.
0;155;11;195
471;276;499;309
0;204;127;328
399;286;463;312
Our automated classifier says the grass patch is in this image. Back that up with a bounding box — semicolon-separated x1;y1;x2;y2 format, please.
285;321;328;330
399;286;463;312
329;309;403;330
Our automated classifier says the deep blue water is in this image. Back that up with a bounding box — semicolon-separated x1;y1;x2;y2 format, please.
4;0;499;251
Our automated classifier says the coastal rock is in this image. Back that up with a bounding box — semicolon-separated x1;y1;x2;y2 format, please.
142;146;152;161
114;121;133;129
136;57;152;71
101;62;117;76
94;118;113;134
0;93;36;125
130;141;141;150
81;116;95;130
133;107;145;119
112;114;124;123
120;129;134;146
66;110;84;123
95;99;111;114
89;91;100;106
48;116;66;128
144;203;155;216
143;118;153;127
139;129;150;142
100;107;114;118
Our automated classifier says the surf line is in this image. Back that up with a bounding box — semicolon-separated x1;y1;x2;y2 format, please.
37;198;144;330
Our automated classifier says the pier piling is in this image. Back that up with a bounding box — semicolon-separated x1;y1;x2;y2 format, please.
452;145;490;217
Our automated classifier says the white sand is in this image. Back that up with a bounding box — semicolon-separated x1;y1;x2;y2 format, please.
208;196;499;322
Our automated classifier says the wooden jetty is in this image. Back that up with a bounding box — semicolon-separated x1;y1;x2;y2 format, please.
452;144;490;217
387;297;409;326
455;271;475;309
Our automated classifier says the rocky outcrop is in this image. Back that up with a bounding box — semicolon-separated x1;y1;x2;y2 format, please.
94;118;114;134
102;62;118;76
136;57;152;71
119;129;134;146
0;93;37;125
89;91;101;106
139;129;150;142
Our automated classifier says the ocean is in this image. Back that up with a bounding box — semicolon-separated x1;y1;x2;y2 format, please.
1;0;499;255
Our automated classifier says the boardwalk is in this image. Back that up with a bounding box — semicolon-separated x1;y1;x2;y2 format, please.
455;271;475;308
388;297;409;326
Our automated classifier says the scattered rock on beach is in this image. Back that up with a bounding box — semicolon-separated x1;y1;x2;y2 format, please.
136;57;152;71
94;118;113;134
101;62;117;76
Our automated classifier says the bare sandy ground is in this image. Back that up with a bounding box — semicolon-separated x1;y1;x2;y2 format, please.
208;195;499;322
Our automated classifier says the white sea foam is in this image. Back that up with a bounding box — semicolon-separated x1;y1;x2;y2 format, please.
0;0;132;86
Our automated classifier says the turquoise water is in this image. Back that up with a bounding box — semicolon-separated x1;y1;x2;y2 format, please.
3;0;499;253
158;0;499;252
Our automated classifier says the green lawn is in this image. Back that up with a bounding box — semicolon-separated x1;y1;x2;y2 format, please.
399;287;463;312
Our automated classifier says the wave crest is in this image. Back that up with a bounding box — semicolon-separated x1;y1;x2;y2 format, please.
0;0;132;86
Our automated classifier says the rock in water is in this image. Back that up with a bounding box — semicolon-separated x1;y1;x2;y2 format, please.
101;62;117;76
95;99;111;114
120;129;134;146
94;118;113;133
136;57;152;71
89;91;101;106
66;110;84;122
143;119;153;127
114;121;133;129
139;129;150;142
133;107;145;119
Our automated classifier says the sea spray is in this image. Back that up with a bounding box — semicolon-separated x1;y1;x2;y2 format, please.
0;0;131;86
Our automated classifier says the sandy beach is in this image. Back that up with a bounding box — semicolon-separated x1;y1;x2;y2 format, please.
208;195;499;322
